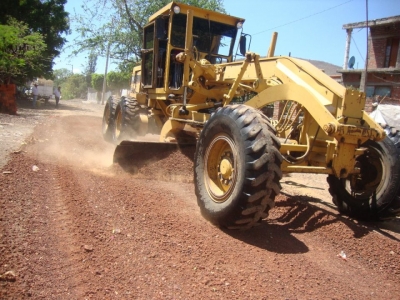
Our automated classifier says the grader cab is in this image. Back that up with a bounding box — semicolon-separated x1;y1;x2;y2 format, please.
102;2;400;229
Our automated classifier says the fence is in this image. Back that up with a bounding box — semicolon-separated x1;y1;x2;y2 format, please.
87;91;112;103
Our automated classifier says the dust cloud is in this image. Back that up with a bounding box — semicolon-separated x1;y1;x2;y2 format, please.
26;115;116;174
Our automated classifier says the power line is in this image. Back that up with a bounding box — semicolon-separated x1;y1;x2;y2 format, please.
373;74;400;86
251;0;353;36
351;36;365;63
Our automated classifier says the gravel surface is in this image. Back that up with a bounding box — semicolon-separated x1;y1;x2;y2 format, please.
0;98;399;299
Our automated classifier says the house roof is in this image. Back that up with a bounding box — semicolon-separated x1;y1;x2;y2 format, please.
302;59;341;76
343;15;400;29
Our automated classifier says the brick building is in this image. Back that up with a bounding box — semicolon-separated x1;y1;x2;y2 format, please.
340;15;400;112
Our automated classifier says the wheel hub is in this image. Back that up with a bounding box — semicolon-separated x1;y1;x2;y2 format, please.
218;154;233;185
205;135;237;202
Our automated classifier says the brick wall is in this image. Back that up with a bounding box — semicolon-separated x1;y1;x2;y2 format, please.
392;84;400;100
342;72;400;103
367;72;400;100
369;23;400;68
368;37;386;68
342;73;361;87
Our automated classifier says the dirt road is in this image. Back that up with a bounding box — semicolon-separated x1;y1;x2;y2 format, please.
1;99;399;299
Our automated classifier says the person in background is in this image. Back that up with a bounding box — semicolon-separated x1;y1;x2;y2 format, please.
32;83;39;108
54;86;61;108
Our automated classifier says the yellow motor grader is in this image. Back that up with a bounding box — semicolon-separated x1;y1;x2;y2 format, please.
102;2;400;229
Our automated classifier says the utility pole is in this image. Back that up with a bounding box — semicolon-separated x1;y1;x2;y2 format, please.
360;0;369;92
343;29;352;70
101;42;111;105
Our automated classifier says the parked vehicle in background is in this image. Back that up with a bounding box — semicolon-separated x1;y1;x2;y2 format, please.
26;78;54;105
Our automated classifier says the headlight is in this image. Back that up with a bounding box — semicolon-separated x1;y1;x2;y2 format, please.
173;5;180;14
236;21;243;29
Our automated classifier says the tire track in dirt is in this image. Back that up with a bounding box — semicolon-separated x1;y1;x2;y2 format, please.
42;163;90;298
0;155;89;298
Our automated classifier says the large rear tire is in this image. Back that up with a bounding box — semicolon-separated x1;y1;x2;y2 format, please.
102;96;118;143
385;128;400;217
194;105;282;229
385;126;400;151
327;137;400;220
114;97;148;142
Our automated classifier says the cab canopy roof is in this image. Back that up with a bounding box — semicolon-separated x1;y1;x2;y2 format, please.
148;1;245;27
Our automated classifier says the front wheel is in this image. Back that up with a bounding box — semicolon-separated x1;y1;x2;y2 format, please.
327;137;400;220
194;105;282;229
102;96;118;143
114;97;148;142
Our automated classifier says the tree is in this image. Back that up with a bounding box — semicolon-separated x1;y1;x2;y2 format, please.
0;0;70;80
53;68;72;88
0;18;47;84
83;51;97;87
90;73;105;102
91;73;104;92
107;71;130;93
116;60;137;75
62;74;87;100
72;0;225;68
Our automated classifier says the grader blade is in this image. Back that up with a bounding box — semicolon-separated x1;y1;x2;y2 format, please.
113;140;196;174
114;141;180;163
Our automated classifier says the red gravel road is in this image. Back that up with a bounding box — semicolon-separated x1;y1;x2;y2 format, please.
1;100;400;299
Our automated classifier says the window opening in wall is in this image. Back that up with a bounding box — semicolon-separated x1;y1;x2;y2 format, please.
375;86;391;97
366;86;391;98
384;37;399;68
366;86;375;97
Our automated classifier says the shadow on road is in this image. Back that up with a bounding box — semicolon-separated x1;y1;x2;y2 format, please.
287;193;400;239
224;193;400;254
222;222;310;254
282;179;325;190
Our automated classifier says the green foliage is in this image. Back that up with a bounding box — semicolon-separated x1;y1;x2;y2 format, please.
0;18;47;84
179;0;225;12
117;61;138;75
107;71;130;92
52;68;73;88
72;0;225;69
53;68;91;99
91;73;104;92
90;71;130;93
84;51;97;87
62;74;87;99
0;0;70;81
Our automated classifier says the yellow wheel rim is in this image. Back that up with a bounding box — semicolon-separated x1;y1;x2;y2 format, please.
115;109;122;139
102;104;110;134
204;134;237;203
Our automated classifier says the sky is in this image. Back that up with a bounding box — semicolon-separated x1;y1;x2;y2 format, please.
54;0;400;74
